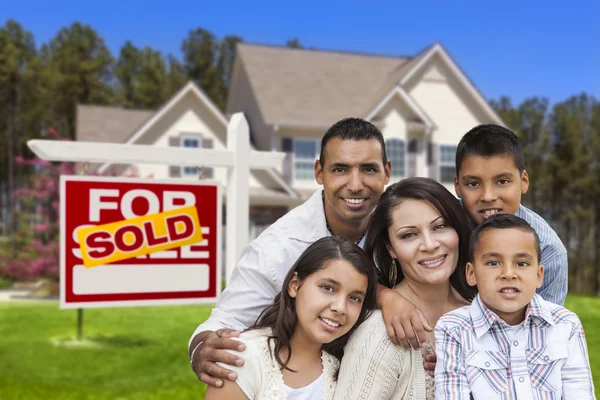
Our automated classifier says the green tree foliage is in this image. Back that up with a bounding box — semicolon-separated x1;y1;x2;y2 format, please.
136;47;168;108
590;101;600;293
114;41;140;107
495;94;600;294
43;22;114;138
214;35;243;108
286;38;303;48
115;42;169;109
0;20;41;257
0;130;75;282
491;96;550;211
166;54;187;98
182;28;218;100
181;28;243;110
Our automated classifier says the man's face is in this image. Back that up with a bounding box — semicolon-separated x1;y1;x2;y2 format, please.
454;155;529;225
466;228;544;326
315;138;391;227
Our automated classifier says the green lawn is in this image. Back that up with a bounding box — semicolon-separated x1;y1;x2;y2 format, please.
0;295;598;399
0;301;211;399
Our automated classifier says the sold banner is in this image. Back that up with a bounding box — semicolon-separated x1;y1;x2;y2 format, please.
60;176;221;308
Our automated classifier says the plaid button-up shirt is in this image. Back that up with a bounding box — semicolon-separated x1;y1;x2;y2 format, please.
434;294;595;400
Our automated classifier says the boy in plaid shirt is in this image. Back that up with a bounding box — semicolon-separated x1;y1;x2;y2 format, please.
434;214;594;400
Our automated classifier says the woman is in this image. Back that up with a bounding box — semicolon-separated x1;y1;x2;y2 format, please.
205;236;377;400
334;177;476;400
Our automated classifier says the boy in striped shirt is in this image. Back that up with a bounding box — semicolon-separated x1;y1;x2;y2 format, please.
434;214;594;400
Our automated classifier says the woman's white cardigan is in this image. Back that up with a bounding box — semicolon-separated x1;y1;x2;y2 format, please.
333;310;427;400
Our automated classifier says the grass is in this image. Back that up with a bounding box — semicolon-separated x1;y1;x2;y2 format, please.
0;294;598;399
0;301;212;399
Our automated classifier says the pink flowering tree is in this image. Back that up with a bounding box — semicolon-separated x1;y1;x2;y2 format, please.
0;129;75;282
0;128;142;283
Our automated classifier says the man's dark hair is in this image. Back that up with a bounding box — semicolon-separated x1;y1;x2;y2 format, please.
319;118;387;167
469;214;541;263
455;124;525;175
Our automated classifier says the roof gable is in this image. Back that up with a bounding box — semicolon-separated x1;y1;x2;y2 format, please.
81;82;299;199
234;44;411;127
76;105;153;143
400;43;505;126
233;42;504;129
365;85;435;129
123;81;228;145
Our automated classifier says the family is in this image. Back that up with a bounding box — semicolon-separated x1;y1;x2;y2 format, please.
189;118;595;399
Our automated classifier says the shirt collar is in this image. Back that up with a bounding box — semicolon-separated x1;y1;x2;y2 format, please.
288;189;330;242
470;293;555;338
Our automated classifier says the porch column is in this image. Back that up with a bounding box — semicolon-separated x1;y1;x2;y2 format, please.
416;138;428;177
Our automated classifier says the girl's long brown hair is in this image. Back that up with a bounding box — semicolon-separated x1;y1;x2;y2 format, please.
249;236;377;372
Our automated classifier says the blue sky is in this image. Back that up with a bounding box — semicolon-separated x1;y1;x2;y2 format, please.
2;0;598;106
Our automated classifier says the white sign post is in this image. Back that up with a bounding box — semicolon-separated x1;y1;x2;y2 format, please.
28;113;283;285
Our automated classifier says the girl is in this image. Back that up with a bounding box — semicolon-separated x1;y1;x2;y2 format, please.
205;236;377;400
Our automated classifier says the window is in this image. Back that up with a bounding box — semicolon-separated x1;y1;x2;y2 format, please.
182;137;200;175
386;139;405;179
294;139;319;181
439;145;457;183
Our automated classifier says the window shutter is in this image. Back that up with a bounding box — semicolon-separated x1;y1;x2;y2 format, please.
201;138;214;179
282;138;293;152
168;137;181;177
427;142;433;165
430;143;440;181
201;138;213;149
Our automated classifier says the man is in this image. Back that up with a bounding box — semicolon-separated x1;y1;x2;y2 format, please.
190;118;434;387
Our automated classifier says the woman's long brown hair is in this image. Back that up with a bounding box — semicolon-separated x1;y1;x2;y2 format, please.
364;177;477;301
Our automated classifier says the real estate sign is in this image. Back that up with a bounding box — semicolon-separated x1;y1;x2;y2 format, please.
60;176;221;308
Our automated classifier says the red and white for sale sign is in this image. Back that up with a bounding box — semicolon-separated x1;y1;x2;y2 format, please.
60;176;221;308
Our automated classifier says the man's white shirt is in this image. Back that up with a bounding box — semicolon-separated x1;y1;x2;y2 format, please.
190;190;366;346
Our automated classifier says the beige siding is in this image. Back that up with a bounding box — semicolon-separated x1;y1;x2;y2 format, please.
132;91;263;189
407;54;489;146
379;95;410;141
406;54;492;194
227;57;275;152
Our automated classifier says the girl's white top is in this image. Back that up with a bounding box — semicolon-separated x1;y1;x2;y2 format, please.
217;327;339;400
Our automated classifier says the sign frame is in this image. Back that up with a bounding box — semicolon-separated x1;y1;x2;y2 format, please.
60;175;222;309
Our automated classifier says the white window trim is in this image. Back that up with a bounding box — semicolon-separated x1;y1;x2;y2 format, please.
439;144;457;183
293;138;320;182
386;138;406;179
180;133;202;177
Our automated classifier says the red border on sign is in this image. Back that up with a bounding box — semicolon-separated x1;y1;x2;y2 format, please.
60;176;221;308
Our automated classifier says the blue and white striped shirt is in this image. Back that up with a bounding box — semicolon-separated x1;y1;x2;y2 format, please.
434;294;595;400
515;205;568;305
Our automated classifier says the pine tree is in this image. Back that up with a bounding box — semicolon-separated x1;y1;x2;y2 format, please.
135;47;168;108
114;40;141;108
43;22;114;138
0;20;40;258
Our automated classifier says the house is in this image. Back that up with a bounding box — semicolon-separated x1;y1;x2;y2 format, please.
76;82;302;236
227;42;504;195
76;41;504;233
